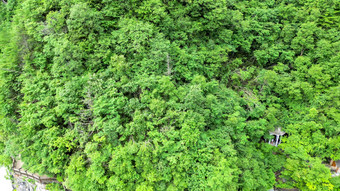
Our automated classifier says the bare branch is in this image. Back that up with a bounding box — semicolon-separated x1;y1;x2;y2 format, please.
300;49;304;56
0;68;21;73
2;0;7;4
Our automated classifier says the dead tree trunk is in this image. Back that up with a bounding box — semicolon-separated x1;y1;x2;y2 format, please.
166;53;172;76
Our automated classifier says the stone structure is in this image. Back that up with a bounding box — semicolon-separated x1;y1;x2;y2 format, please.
268;127;286;146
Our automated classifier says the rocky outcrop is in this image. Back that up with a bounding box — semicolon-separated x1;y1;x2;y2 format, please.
11;159;62;191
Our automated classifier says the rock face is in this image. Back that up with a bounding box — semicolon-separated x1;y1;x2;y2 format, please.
13;176;48;191
11;159;61;191
15;177;35;191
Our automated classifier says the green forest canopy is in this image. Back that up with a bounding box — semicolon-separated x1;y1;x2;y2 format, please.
0;0;339;190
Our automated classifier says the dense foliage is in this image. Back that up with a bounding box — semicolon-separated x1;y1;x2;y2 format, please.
0;0;339;190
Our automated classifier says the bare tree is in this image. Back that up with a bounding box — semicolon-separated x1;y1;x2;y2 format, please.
166;53;172;76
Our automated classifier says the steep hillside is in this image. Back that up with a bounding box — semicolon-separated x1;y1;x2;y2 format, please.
0;0;339;190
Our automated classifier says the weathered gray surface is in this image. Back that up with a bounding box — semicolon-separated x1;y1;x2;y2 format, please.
13;177;48;191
